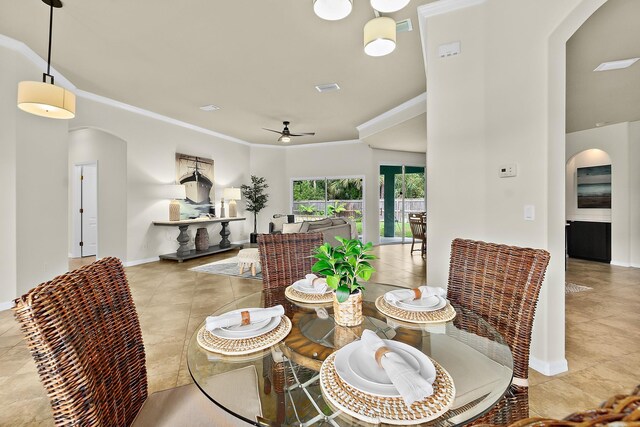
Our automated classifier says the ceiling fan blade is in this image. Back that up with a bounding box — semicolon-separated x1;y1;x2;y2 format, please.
263;128;284;135
289;132;316;137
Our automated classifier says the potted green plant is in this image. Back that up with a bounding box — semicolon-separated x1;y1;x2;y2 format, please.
312;237;376;326
241;175;269;244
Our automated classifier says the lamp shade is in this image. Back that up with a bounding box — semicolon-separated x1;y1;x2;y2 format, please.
364;17;397;57
17;81;76;119
223;187;241;200
166;184;186;200
370;0;410;13
313;0;352;21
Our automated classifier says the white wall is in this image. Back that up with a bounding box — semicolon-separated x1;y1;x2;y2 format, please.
566;124;630;266
68;128;127;260
70;97;252;264
249;146;288;235
420;0;607;375
630;121;640;267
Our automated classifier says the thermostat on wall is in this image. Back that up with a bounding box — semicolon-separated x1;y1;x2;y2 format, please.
499;164;517;178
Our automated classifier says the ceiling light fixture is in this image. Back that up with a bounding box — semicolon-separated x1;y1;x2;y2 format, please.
593;58;639;72
17;0;75;119
278;135;291;143
199;104;221;111
364;17;396;57
313;0;353;21
370;0;410;13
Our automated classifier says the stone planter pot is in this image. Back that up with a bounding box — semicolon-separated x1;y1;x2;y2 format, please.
333;290;363;327
195;227;209;251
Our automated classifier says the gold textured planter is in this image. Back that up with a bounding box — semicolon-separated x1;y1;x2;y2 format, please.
333;323;363;349
333;291;363;327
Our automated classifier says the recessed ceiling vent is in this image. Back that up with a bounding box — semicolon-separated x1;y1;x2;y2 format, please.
199;104;220;111
396;19;413;33
594;58;639;72
315;83;341;93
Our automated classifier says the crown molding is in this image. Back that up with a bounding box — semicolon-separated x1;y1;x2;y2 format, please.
75;90;253;146
357;92;426;139
251;139;364;150
417;0;486;20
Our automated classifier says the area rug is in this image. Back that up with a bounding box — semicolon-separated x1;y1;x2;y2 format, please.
189;256;262;280
565;282;592;294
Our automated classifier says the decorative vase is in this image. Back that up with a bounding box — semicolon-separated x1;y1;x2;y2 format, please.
333;290;363;327
195;227;209;251
333;323;363;349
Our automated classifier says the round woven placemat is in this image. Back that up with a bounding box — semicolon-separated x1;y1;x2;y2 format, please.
285;285;334;304
320;352;456;425
375;296;457;324
197;316;292;355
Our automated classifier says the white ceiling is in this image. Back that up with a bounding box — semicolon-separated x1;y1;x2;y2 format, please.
0;0;433;146
567;0;640;133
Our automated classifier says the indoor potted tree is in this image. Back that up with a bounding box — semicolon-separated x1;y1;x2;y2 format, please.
241;175;269;244
311;237;376;326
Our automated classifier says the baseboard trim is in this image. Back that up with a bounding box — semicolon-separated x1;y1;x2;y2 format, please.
0;300;14;312
610;260;631;267
529;356;568;376
631;263;640;269
231;239;249;245
124;257;160;267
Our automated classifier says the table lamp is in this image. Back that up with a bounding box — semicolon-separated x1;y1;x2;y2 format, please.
167;184;186;221
223;187;242;218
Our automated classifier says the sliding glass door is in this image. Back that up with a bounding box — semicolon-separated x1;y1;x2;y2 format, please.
379;165;425;244
292;177;364;239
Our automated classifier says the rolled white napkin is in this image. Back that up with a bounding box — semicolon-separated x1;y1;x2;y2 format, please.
360;330;435;407
205;305;284;331
384;285;446;304
304;274;328;293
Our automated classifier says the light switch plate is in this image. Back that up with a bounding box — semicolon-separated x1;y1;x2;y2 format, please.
524;205;535;221
438;41;461;58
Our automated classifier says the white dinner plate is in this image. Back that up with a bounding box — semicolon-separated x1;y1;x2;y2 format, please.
394;295;447;312
208;310;281;340
348;344;421;389
292;279;327;294
334;339;436;397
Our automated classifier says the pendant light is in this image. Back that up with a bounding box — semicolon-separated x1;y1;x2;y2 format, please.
364;17;396;57
370;0;411;13
313;0;353;21
17;0;75;119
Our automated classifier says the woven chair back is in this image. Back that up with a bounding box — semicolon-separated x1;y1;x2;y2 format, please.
13;257;147;426
447;238;550;381
409;216;426;240
258;232;324;291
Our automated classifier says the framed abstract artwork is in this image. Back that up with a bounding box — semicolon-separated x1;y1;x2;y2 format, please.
577;164;611;209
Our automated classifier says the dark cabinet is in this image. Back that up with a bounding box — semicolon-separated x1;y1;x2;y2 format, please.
567;221;611;263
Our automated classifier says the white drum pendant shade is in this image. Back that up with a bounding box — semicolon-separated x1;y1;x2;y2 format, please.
17;81;76;119
370;0;411;13
364;17;397;57
313;0;353;21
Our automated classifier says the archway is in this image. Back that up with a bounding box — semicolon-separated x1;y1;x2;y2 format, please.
68;127;128;261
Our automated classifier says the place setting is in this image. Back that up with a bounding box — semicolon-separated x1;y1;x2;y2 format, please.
320;330;455;425
196;304;292;356
375;285;457;324
285;273;334;304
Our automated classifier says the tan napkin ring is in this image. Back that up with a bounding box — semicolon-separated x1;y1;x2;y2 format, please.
241;310;251;326
375;347;391;368
412;288;422;300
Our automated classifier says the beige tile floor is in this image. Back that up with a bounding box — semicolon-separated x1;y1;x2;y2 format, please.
0;248;637;425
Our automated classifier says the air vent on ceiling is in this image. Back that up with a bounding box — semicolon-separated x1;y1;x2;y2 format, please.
594;58;639;72
199;104;221;111
315;83;341;93
396;19;413;33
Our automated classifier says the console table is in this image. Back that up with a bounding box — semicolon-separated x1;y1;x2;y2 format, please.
153;217;246;262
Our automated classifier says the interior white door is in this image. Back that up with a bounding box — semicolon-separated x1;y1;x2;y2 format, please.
81;164;98;257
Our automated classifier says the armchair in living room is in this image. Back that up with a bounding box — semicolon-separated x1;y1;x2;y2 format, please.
268;214;295;234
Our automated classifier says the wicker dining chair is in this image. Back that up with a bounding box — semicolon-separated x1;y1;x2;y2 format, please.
12;257;255;426
408;213;427;257
447;238;550;425
257;232;324;424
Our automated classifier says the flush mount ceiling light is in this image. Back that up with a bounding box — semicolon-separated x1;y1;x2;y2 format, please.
593;57;639;72
364;17;396;57
17;0;75;119
199;104;221;111
313;0;353;21
370;0;410;13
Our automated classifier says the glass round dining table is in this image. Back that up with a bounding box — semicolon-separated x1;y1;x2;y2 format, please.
187;283;513;426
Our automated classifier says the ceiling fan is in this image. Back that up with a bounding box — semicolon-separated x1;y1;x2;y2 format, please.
263;121;316;143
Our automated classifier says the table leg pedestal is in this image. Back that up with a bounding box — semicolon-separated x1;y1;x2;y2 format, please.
176;225;191;257
219;220;231;249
